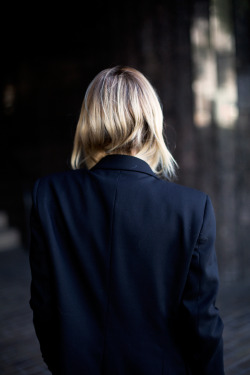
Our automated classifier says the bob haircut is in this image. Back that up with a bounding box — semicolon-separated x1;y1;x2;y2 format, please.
71;66;177;180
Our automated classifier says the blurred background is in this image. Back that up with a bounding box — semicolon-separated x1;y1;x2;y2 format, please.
0;0;250;374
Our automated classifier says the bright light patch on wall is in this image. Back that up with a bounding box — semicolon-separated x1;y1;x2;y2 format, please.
3;84;16;114
191;17;217;128
191;0;238;129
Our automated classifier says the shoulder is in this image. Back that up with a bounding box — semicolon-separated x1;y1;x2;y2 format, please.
157;178;208;207
32;169;88;203
156;178;214;226
35;168;88;185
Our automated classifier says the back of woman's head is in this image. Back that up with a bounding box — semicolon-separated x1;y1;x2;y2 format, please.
71;66;177;180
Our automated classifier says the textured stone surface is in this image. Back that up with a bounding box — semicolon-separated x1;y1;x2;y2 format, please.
0;249;50;375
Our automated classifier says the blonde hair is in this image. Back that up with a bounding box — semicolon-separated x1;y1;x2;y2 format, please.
71;66;177;180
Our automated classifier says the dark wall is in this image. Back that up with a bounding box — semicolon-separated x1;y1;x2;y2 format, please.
1;0;192;237
1;0;250;283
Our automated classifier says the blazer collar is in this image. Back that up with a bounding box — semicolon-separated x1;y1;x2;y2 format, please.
92;154;158;178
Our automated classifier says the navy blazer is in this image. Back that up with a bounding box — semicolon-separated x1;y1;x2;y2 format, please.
29;154;224;375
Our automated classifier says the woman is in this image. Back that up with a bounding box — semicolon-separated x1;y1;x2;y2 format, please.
29;66;224;375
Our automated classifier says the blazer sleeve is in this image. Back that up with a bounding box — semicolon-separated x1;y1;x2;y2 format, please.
29;179;59;373
181;195;225;375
